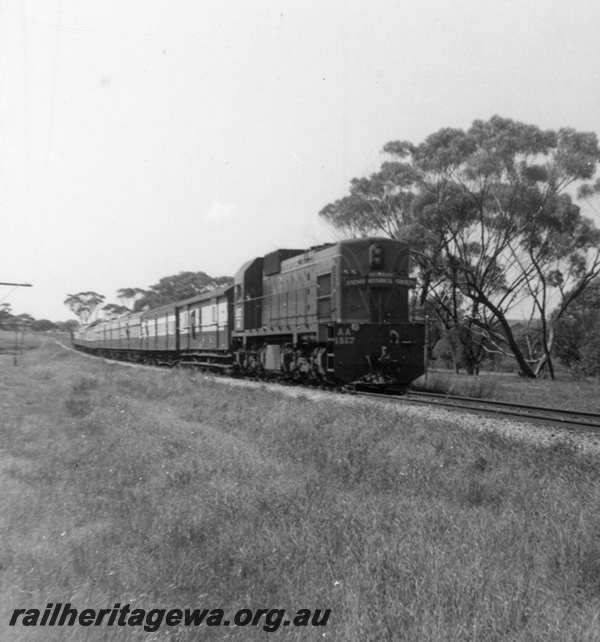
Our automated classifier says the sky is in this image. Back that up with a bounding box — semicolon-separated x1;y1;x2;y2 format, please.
2;0;600;320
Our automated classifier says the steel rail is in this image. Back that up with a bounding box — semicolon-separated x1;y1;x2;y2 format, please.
60;341;600;431
357;391;600;430
408;390;600;419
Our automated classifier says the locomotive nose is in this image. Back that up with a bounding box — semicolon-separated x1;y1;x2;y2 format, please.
329;323;425;387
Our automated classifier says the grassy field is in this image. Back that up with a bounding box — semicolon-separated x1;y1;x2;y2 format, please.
412;369;600;412
2;341;600;640
0;329;42;355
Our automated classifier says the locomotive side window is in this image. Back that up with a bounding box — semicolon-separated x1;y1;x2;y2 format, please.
317;274;331;295
317;298;331;317
290;275;297;317
317;274;332;318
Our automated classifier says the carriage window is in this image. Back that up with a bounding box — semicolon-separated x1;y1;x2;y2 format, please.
190;310;197;338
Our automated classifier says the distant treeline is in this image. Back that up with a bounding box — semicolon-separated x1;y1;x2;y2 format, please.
63;270;233;324
0;304;78;332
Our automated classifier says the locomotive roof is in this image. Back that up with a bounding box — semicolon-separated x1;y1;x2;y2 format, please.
339;237;406;245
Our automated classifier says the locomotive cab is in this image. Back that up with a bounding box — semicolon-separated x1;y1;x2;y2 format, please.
330;238;425;387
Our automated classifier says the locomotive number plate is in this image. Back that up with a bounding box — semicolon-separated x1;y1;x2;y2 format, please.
334;327;355;345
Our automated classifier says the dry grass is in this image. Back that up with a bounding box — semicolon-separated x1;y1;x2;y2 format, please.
1;340;600;640
412;369;600;412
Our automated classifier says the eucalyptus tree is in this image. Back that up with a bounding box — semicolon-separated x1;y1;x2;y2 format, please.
0;303;13;326
553;279;600;375
116;287;147;310
320;116;600;378
102;303;131;318
63;291;106;324
120;272;233;312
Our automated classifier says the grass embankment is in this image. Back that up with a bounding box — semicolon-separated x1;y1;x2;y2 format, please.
1;341;600;640
412;369;600;412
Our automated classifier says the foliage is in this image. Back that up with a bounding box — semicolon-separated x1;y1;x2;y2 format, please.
102;303;131;318
55;319;79;333
63;291;106;323
0;304;63;332
553;279;600;376
116;287;147;309
64;271;233;324
320;116;600;378
126;271;233;311
432;323;486;374
0;303;12;325
30;319;58;331
0;306;35;330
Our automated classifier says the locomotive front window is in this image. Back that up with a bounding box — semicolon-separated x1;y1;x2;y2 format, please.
369;286;407;322
341;285;369;319
342;284;407;322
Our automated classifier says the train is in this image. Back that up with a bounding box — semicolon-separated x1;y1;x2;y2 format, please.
72;237;425;389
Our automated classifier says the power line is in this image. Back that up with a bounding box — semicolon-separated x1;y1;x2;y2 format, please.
0;282;32;304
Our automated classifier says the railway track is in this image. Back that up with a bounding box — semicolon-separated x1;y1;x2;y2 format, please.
357;389;600;431
58;340;600;432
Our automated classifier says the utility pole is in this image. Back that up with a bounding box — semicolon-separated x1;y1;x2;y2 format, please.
0;281;33;365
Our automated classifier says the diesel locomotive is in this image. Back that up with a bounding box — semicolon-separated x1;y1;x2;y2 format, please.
73;238;425;388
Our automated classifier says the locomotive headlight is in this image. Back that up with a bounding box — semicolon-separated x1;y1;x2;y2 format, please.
369;244;384;269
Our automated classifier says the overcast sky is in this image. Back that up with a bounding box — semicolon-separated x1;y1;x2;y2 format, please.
2;0;600;320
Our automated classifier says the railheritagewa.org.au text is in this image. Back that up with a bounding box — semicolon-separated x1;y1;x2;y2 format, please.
9;602;331;633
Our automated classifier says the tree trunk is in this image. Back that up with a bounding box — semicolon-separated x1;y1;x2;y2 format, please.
533;354;547;377
474;292;537;378
534;326;556;379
